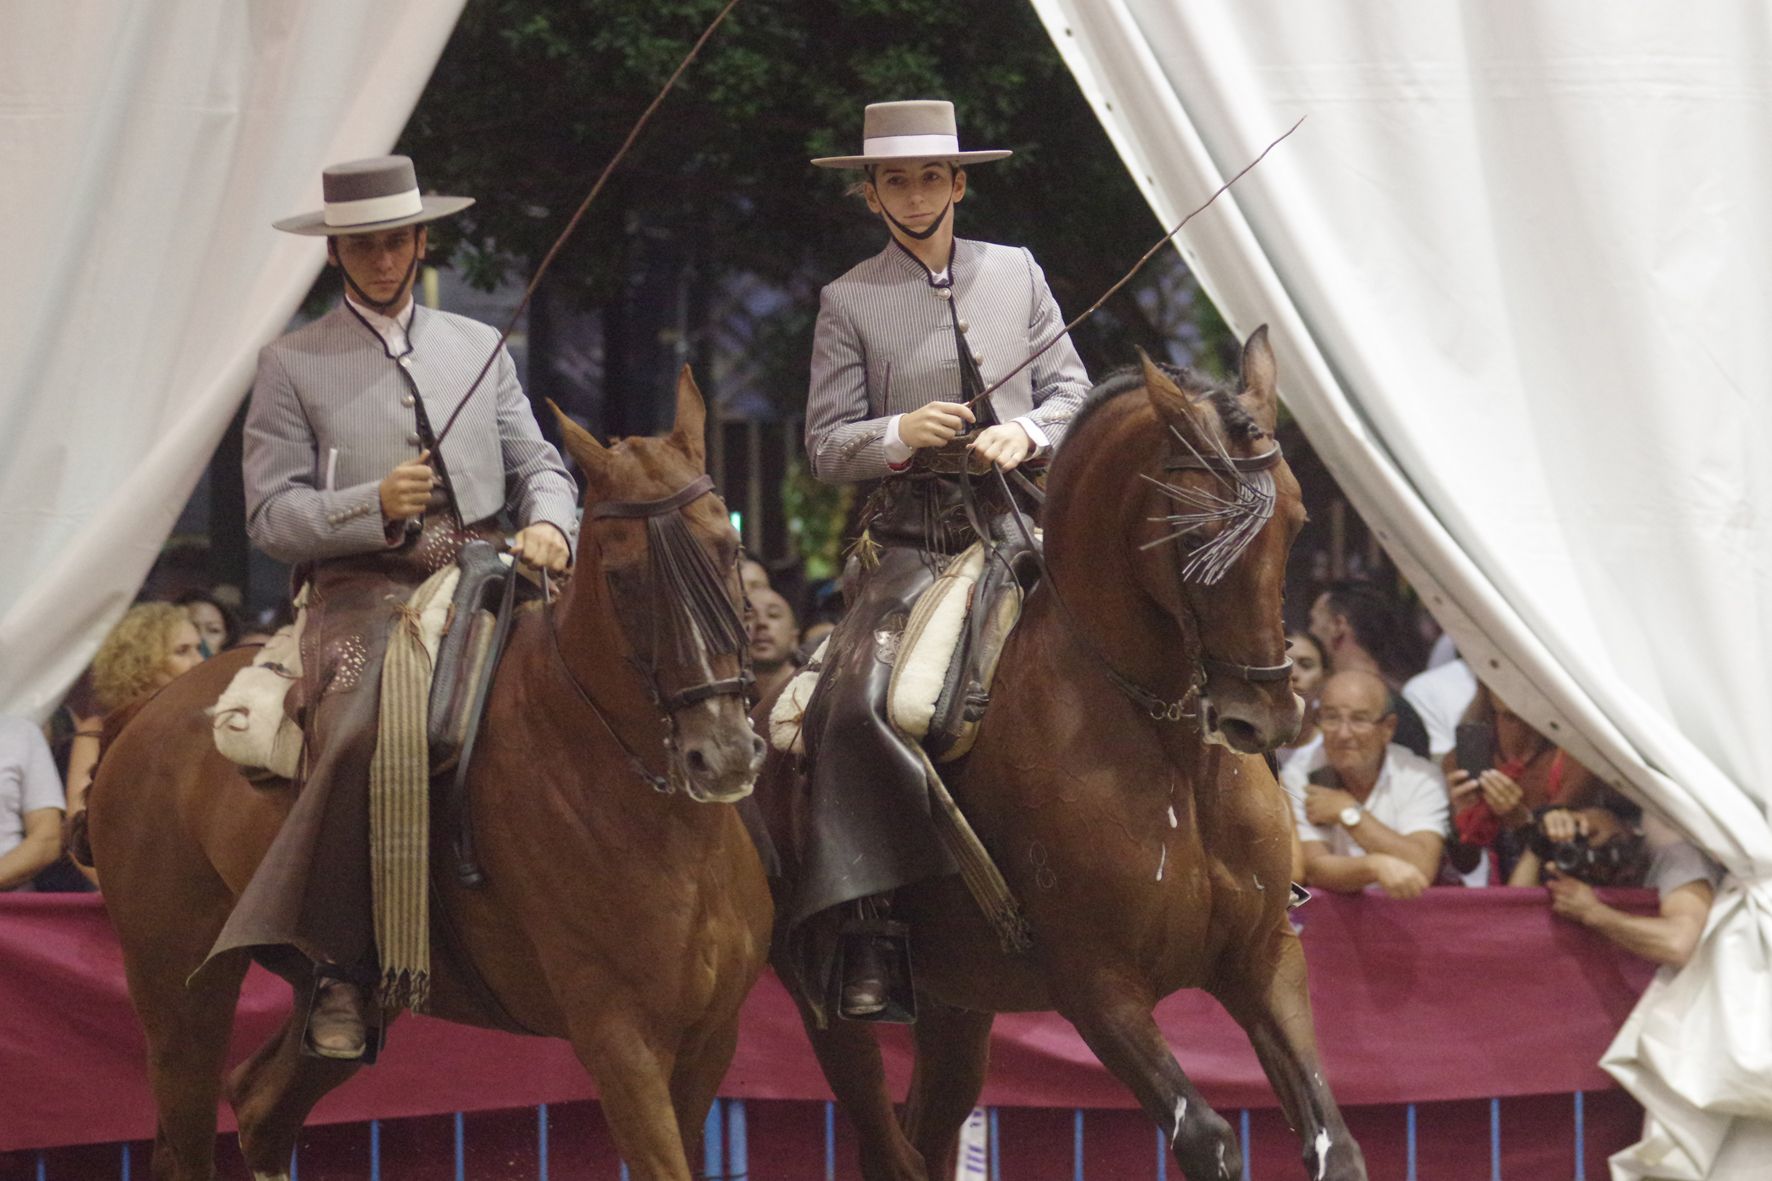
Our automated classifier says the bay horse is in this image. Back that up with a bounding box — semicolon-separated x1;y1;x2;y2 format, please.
759;330;1368;1181
87;369;772;1181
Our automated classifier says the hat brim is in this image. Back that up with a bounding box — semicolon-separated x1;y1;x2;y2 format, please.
810;149;1011;170
272;194;476;236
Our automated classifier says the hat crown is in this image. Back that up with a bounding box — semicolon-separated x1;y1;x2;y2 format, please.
861;100;958;142
322;156;419;204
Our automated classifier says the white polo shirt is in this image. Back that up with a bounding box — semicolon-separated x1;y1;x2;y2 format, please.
1284;742;1449;856
1;716;65;878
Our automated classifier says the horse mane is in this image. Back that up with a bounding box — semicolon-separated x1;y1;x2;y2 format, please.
1063;361;1263;454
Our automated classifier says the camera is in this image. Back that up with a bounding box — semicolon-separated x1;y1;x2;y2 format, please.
1526;828;1646;887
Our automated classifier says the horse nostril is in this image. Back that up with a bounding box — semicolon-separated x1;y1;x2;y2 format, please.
685;748;711;777
750;734;767;760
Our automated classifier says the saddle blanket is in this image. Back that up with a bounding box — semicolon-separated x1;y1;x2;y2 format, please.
209;566;459;780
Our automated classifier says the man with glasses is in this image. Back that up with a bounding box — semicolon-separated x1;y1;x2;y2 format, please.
1283;670;1448;899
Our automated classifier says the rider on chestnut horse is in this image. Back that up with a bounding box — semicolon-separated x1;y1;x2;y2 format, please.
210;155;576;1060
799;100;1091;1018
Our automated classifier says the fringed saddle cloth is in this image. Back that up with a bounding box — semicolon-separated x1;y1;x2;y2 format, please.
770;538;1026;762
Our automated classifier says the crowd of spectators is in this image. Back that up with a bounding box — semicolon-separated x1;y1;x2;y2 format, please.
1284;578;1722;969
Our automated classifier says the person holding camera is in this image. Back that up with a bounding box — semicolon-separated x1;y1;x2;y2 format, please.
1507;791;1719;968
1285;670;1449;900
1443;682;1603;885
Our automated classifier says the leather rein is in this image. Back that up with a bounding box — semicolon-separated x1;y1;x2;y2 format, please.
542;474;752;793
987;436;1290;723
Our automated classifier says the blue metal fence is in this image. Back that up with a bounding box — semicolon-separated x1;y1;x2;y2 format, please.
27;1091;1593;1179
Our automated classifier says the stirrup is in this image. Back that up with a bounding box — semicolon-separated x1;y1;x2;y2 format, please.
835;918;916;1025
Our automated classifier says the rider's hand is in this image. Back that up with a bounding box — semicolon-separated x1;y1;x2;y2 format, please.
899;400;975;449
969;422;1035;471
379;450;436;522
1369;854;1429;900
510;523;570;574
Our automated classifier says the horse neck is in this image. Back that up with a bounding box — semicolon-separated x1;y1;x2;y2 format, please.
1035;399;1198;710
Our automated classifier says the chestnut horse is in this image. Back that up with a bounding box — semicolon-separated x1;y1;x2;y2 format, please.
87;370;772;1181
759;331;1368;1181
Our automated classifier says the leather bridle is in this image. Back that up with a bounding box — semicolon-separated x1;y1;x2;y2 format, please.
1162;442;1295;688
990;429;1292;724
545;473;753;793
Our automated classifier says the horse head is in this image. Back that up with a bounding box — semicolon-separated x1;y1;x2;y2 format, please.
551;367;765;803
1132;328;1304;752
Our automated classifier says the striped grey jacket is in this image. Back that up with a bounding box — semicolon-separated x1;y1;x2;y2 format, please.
243;303;578;564
805;238;1091;483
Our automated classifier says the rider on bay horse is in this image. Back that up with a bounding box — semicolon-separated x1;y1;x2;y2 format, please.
209;156;576;1060
798;100;1091;1018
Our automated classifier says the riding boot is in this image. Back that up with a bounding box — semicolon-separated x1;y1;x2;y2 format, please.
840;934;890;1019
305;971;370;1060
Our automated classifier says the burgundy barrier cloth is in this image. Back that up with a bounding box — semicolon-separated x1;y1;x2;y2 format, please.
0;887;1656;1152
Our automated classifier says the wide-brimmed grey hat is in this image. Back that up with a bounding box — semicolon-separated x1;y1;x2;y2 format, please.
272;155;474;236
811;100;1011;170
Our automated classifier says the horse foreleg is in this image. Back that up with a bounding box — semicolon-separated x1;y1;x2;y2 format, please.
567;1016;694;1181
1058;981;1242;1181
1218;932;1367;1181
783;986;929;1181
226;1005;366;1178
901;1001;995;1178
665;1015;740;1170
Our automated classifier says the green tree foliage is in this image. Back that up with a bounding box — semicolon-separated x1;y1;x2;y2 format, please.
400;0;1228;405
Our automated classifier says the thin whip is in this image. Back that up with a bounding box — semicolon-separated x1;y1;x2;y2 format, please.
972;116;1306;410
432;0;744;451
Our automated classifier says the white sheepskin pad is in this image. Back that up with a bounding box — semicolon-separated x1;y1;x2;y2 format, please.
769;637;828;755
209;566;462;778
887;543;985;740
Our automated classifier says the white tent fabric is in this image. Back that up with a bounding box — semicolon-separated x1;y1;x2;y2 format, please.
0;0;465;720
1028;2;1772;1177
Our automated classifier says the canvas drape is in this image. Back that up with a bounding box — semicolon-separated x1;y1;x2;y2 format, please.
1027;3;1772;1177
0;0;466;719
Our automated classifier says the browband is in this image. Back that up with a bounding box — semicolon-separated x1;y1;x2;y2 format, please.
1165;442;1284;475
589;474;715;519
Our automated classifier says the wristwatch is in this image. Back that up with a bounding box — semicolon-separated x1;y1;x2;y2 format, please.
1338;804;1364;829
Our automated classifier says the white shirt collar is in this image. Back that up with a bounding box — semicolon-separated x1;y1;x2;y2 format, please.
345;293;415;357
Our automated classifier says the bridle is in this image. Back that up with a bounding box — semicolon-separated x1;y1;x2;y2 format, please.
1161;442;1295;689
544;473;752;793
991;423;1292;724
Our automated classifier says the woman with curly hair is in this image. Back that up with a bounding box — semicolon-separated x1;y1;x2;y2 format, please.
66;603;207;869
91;603;205;712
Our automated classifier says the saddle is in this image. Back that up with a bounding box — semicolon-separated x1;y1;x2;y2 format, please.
208;542;516;785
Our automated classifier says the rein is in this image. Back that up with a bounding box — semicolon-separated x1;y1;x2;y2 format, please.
543;474;752;793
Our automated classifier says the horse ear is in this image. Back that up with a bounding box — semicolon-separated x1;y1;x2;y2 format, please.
547;399;608;472
1237;325;1279;434
668;365;707;468
1140;350;1212;446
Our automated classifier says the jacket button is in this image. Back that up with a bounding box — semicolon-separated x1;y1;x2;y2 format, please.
398;356;413;369
958;319;970;333
935;287;951;301
972;352;985;367
406;432;421;446
401;395;415;408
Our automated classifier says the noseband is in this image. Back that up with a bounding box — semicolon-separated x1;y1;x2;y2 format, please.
546;473;752;793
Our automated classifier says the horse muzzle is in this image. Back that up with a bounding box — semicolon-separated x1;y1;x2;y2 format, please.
671;724;766;804
1200;680;1303;755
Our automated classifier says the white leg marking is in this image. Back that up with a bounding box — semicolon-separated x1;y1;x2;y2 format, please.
1171;1097;1188;1145
254;1173;291;1181
1315;1126;1333;1179
1218;1140;1231;1177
